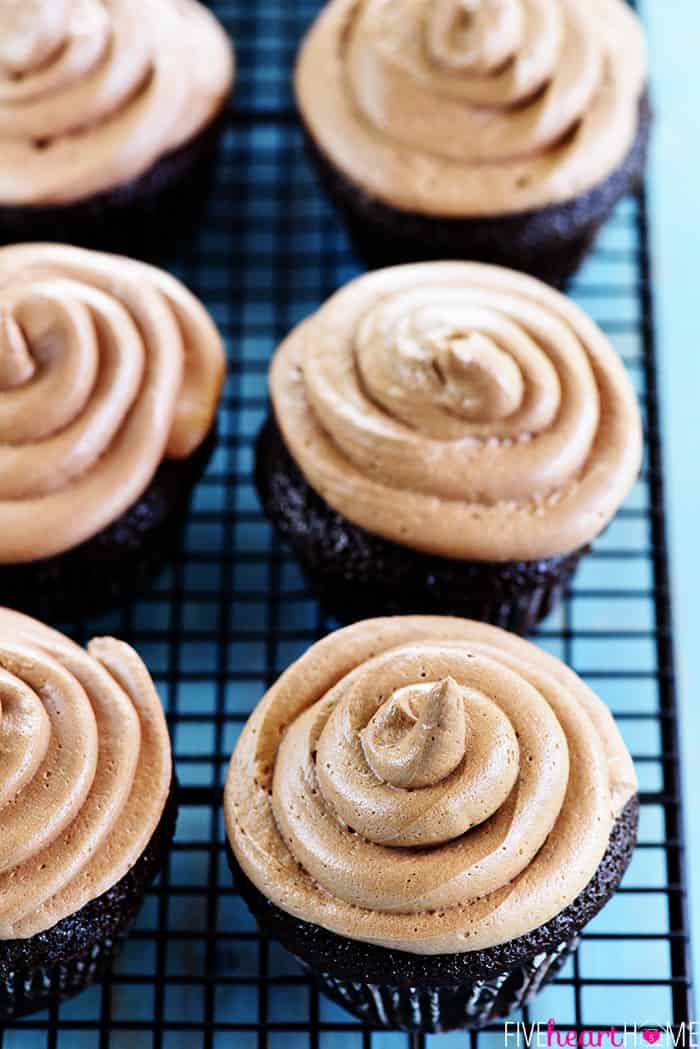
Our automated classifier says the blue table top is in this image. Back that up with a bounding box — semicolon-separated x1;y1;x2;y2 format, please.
644;0;700;991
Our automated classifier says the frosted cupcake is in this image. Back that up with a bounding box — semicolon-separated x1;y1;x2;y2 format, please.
0;0;234;255
0;243;225;619
295;0;649;284
225;616;639;1032
0;608;175;1020
256;262;642;633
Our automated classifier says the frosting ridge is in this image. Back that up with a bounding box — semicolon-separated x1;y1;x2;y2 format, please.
0;607;171;940
270;262;642;561
225;616;637;954
0;243;226;563
0;0;234;206
295;0;647;216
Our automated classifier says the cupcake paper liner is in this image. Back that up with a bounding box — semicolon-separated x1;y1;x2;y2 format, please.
256;414;584;634
301;94;651;288
305;551;584;635
2;937;122;1023
316;936;577;1032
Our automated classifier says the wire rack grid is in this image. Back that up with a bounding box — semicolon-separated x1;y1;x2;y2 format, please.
0;1;694;1047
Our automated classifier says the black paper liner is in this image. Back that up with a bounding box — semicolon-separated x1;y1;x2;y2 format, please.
228;797;639;1033
0;111;227;261
301;94;651;287
0;427;217;621
0;782;178;1022
256;415;585;634
316;937;577;1032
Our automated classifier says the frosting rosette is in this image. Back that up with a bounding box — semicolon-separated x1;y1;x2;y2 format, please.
225;617;637;955
269;262;642;562
295;0;647;215
0;0;234;206
0;243;226;564
0;608;171;940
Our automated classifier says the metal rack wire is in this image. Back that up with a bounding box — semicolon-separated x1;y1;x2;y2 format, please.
0;2;694;1046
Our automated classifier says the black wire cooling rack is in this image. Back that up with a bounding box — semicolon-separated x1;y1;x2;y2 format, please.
0;2;695;1047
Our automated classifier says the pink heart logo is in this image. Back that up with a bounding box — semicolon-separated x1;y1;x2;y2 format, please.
642;1031;661;1045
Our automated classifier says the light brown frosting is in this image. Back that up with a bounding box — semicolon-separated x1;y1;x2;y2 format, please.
270;262;642;562
295;0;647;216
0;607;171;940
0;0;234;206
0;243;226;564
225;616;637;955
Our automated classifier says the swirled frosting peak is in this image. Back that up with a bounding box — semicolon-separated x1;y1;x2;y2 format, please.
359;676;468;790
295;0;647;216
270;262;642;561
0;607;171;940
426;0;524;77
0;243;226;564
0;0;234;206
225;617;637;954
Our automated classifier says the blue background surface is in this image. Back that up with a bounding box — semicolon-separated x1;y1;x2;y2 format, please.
644;0;700;991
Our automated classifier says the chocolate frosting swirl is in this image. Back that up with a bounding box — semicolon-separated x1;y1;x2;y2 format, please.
0;243;225;564
225;617;637;955
0;0;234;206
270;262;642;561
0;608;171;940
295;0;647;216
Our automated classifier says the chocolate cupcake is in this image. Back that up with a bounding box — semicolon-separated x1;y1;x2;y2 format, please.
0;243;225;620
225;616;639;1033
0;0;234;257
0;608;176;1021
256;262;642;633
295;0;649;285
